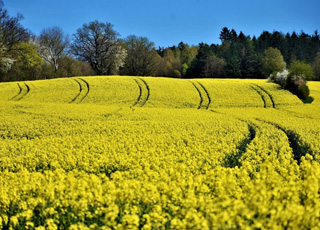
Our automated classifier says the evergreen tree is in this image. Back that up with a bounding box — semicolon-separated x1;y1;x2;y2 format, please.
188;43;214;77
314;52;320;80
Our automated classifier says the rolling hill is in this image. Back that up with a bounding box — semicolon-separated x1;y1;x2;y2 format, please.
0;76;320;229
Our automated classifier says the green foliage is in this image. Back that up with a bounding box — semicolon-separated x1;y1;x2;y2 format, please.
289;60;315;80
269;68;312;102
302;96;314;104
261;47;286;77
173;70;181;78
57;57;95;77
282;61;314;101
188;43;214;77
121;35;158;76
219;27;238;44
6;42;43;81
71;20;123;75
314;52;320;80
241;42;261;78
0;4;319;82
296;83;310;100
202;55;226;78
216;30;263;78
158;49;180;77
182;63;188;76
285;74;310;101
157;43;198;78
268;69;289;88
226;56;241;77
179;43;198;67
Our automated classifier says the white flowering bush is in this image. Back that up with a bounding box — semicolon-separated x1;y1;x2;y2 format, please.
268;69;288;88
269;69;311;101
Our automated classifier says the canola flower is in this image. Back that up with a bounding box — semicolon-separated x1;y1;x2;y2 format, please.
0;76;319;229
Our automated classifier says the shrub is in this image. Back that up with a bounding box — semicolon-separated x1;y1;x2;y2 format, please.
286;74;310;100
182;63;188;77
173;70;181;78
289;61;315;80
297;84;310;100
314;52;320;80
268;69;288;88
269;69;311;101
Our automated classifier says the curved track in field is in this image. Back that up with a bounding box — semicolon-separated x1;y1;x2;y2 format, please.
223;122;256;168
13;83;30;101
78;78;90;103
208;110;257;168
198;82;211;109
70;79;82;103
250;85;267;108
209;109;310;167
253;84;275;108
132;78;150;107
132;79;143;107
139;78;150;107
191;81;211;109
70;78;90;104
10;83;23;100
190;81;203;109
257;119;310;164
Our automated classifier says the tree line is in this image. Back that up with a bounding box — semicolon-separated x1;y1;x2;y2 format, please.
1;0;320;82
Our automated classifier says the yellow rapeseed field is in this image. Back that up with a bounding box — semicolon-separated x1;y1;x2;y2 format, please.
0;76;320;229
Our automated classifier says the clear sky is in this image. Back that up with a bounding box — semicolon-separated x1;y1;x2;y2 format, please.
4;0;320;47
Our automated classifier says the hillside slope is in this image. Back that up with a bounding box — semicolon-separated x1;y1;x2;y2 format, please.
0;76;305;108
1;77;320;229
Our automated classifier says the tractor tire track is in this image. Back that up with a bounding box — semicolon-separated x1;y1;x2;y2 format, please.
257;119;310;164
190;81;211;109
208;111;257;168
210;110;309;166
78;78;90;103
139;78;150;107
132;78;150;107
197;82;211;109
250;85;267;108
69;79;82;103
190;81;203;109
132;79;143;107
223;122;256;168
70;78;90;104
9;83;22;100
15;83;30;101
253;84;275;108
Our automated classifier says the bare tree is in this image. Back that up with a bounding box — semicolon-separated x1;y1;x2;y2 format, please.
0;0;29;51
71;20;124;75
0;0;28;79
38;26;69;73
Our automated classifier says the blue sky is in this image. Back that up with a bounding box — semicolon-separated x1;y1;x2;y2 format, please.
4;0;320;47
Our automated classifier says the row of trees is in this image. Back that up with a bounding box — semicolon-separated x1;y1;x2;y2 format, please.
1;0;320;82
0;0;93;82
186;28;320;79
